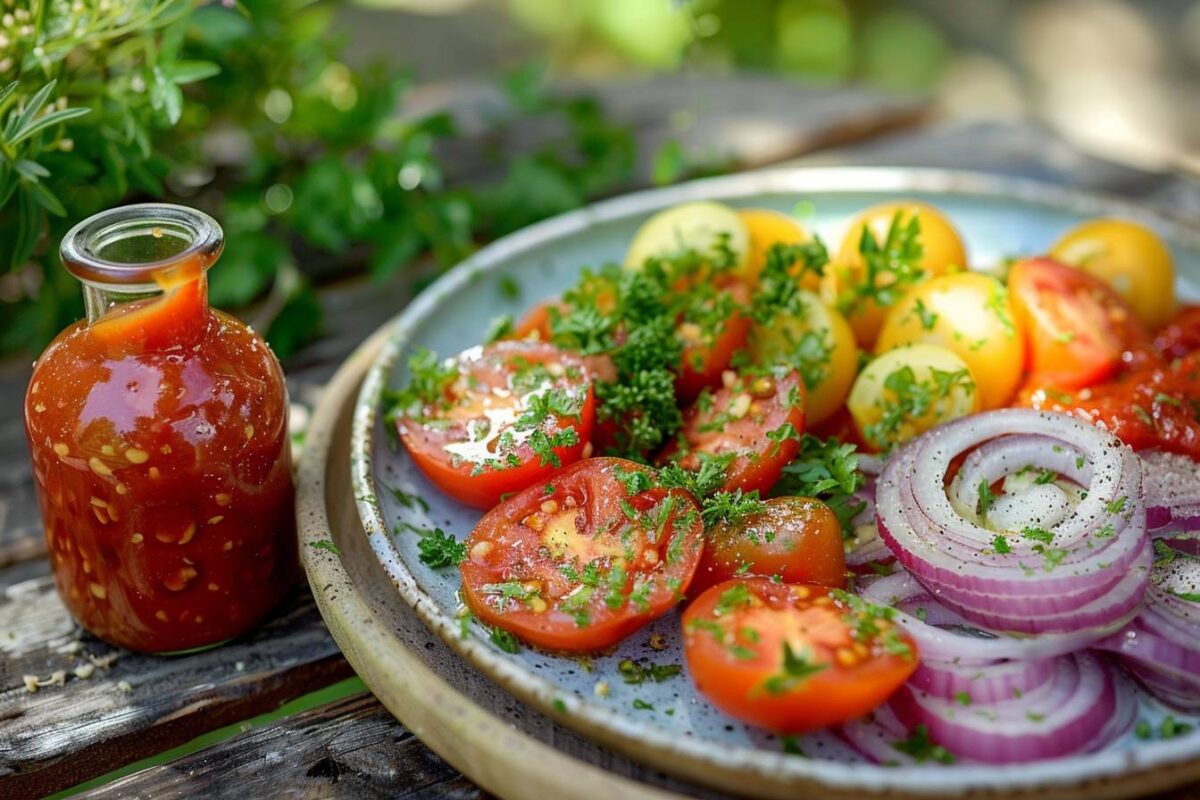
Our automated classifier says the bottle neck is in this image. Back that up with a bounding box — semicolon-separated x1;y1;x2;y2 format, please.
83;280;209;326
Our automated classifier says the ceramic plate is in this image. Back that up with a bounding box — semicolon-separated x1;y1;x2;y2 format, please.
351;167;1200;798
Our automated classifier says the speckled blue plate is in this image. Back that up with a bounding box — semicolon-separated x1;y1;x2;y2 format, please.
351;167;1200;799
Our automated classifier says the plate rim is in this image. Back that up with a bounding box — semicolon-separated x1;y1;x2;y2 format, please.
349;165;1200;796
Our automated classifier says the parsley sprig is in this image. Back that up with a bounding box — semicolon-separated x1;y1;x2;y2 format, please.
774;435;866;536
836;210;926;313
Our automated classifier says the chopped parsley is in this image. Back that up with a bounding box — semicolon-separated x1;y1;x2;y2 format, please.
701;489;768;528
913;297;938;330
383;347;457;419
617;658;682;684
991;534;1011;555
1106;496;1128;514
761;642;827;695
977;479;998;517
631;698;655;711
774;435;866;536
416;528;466;568
892;724;955;764
1020;526;1054;544
713;582;754;615
489;626;521;654
862;364;974;451
308;540;341;556
837;210;925;313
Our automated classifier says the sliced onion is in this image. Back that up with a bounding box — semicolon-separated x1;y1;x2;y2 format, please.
859;571;1127;662
876;409;1151;637
1096;534;1200;711
889;652;1129;764
1141;450;1200;533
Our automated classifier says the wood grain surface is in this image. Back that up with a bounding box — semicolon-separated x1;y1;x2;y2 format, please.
77;693;485;800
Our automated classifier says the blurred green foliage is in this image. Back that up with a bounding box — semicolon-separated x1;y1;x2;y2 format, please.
0;0;637;358
508;0;950;91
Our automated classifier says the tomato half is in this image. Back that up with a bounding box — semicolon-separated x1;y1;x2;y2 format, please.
460;457;704;652
1007;257;1156;389
658;370;807;495
510;300;557;341
1022;353;1200;460
395;341;594;509
675;280;752;403
682;578;919;733
1155;305;1200;360
690;497;846;595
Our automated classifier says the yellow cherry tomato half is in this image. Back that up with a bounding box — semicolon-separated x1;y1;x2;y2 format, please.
748;290;859;427
736;208;816;289
625;201;749;273
823;201;968;349
1049;218;1176;330
875;272;1024;410
848;344;979;452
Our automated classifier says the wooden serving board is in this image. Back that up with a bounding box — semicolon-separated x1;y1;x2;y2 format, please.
297;324;1200;800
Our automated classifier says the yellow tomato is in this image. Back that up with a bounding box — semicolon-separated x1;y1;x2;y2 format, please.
624;201;749;272
822;201;968;349
1049;218;1176;329
848;344;979;452
748;290;858;427
875;273;1024;410
736;208;816;289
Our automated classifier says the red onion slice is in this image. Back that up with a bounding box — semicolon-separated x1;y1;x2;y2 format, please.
1142;451;1200;533
1096;535;1200;711
889;652;1128;764
859;571;1128;661
876;409;1151;637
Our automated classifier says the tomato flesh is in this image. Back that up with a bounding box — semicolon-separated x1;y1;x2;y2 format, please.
659;370;806;495
691;497;846;595
396;341;594;509
682;578;918;733
460;457;704;652
1021;353;1200;460
1007;257;1155;389
675;281;752;403
1155;305;1200;360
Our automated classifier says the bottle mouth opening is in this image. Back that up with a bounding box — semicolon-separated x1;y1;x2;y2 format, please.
61;203;224;288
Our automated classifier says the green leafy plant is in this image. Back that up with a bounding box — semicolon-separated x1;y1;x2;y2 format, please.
0;1;639;358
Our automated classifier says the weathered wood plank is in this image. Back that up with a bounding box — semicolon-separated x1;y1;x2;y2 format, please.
78;693;489;800
0;560;351;800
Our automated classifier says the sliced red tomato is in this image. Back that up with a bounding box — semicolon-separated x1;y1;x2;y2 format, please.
1022;352;1200;460
1155;305;1200;360
510;300;556;341
675;280;752;403
658;369;806;494
690;497;846;595
395;341;594;509
460;457;704;652
1007;257;1156;389
682;577;919;733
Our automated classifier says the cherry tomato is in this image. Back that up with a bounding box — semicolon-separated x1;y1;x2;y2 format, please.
848;344;979;452
691;497;846;595
460;457;704;652
824;201;968;349
395;341;594;509
875;272;1024;409
1049;218;1176;329
1021;353;1200;460
675;280;752;403
682;578;919;733
510;300;556;341
658;369;807;495
1155;305;1200;360
1007;257;1156;389
736;208;815;289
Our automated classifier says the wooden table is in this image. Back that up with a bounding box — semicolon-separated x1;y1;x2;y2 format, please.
2;78;1199;799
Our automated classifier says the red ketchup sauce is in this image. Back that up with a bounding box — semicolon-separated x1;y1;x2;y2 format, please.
23;205;296;653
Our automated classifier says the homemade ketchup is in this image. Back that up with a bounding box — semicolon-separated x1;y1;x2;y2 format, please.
24;204;296;653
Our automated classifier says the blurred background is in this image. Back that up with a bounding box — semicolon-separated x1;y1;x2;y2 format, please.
342;0;1200;171
1;0;1197;360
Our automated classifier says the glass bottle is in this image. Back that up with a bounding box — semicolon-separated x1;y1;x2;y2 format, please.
24;203;297;653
